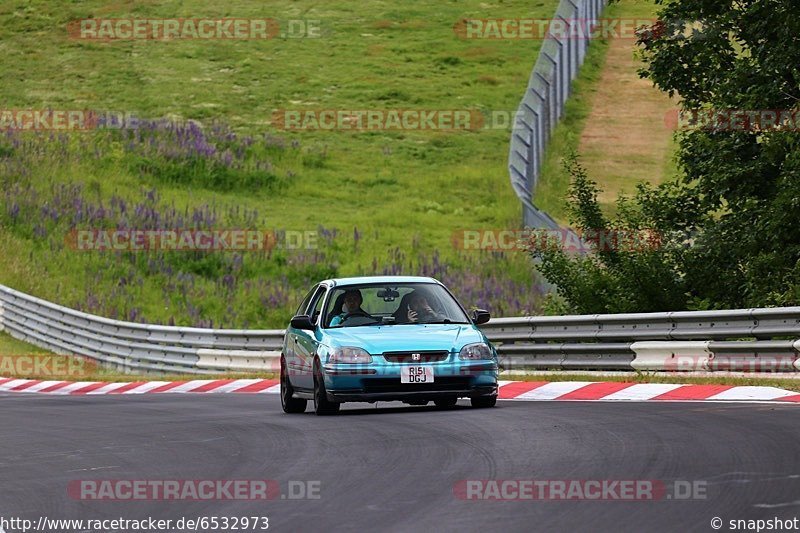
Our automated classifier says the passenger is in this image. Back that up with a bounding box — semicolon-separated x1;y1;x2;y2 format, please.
406;292;448;324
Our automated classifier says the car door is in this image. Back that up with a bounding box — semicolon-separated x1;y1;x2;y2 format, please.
285;285;317;383
291;285;327;390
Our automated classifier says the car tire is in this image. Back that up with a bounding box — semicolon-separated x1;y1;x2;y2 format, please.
470;395;497;408
313;361;340;416
434;397;458;409
281;358;307;414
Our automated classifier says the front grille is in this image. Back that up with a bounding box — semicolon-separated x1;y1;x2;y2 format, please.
383;351;449;363
362;377;471;393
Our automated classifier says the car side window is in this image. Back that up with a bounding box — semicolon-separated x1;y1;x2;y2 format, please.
296;286;318;316
308;287;328;325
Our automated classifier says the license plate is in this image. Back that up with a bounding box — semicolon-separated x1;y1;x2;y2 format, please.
401;366;434;384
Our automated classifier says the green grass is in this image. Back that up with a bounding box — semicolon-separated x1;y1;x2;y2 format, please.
0;0;561;247
0;0;564;327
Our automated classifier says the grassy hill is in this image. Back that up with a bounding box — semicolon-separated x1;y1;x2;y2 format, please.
0;0;562;328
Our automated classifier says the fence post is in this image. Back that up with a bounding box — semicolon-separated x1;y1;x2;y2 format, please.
507;0;609;237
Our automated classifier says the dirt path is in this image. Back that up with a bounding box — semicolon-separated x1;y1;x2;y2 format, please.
578;35;678;206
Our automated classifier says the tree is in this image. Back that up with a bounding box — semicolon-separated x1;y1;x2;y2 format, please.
533;153;693;314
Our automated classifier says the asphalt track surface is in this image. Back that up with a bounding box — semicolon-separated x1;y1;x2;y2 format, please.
2;393;800;533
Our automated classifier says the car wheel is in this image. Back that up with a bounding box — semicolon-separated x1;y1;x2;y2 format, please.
313;361;340;416
281;358;307;414
434;397;458;409
470;395;497;408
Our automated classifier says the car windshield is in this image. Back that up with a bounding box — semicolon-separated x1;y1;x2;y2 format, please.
324;283;470;328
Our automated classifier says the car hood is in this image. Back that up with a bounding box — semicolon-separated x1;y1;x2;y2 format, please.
322;324;486;354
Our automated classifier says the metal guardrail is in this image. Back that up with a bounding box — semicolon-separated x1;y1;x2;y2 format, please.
2;283;800;373
509;0;608;228
483;311;800;371
0;284;282;375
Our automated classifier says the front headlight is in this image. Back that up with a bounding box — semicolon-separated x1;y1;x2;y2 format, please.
459;342;492;360
328;347;373;364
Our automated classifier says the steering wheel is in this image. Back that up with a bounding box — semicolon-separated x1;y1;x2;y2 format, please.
341;311;372;320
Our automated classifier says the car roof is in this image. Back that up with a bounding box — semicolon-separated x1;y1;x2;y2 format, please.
323;276;442;288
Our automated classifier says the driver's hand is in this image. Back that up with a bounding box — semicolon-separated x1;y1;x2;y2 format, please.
407;309;418;322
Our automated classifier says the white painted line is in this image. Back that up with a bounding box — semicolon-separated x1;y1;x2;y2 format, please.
601;383;684;401
0;379;32;391
707;386;798;402
514;381;597;400
85;382;136;395
158;380;216;394
23;380;71;393
121;381;172;394
206;379;265;394
48;381;100;394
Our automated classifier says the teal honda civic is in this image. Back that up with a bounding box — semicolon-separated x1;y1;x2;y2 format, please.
281;276;499;415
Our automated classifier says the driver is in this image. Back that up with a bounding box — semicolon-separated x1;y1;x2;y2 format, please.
329;289;367;326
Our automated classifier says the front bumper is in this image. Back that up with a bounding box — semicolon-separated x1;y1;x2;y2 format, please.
322;360;498;403
326;387;497;402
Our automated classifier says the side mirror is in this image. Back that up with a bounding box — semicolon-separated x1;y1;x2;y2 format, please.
472;309;491;325
290;314;316;331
